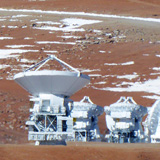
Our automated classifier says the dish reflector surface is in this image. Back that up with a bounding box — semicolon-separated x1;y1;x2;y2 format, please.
14;70;90;97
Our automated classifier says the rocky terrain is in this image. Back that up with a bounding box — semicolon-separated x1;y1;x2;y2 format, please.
0;0;160;159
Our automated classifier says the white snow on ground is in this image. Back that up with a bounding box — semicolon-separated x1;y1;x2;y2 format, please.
0;37;13;40
99;50;106;53
0;19;6;21
118;81;136;86
20;64;32;68
12;15;29;18
10;19;19;22
150;73;160;75
117;74;139;80
152;67;160;71
43;50;58;53
118;35;126;39
8;26;18;28
6;45;35;48
104;61;134;66
36;41;76;45
24;37;33;40
95;81;106;85
89;74;102;77
121;61;134;65
80;69;101;73
102;74;138;79
93;30;101;33
0;49;39;59
102;75;116;78
143;95;160;100
35;18;102;32
20;59;37;63
1;8;160;23
36;21;61;25
156;55;160;57
104;63;118;66
22;26;27;28
62;18;102;27
0;65;10;69
94;78;160;95
59;35;81;39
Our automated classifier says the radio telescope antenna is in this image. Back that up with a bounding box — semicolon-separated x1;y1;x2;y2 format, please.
14;55;90;97
14;55;103;145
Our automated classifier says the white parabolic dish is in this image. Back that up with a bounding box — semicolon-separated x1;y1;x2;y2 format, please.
14;70;90;97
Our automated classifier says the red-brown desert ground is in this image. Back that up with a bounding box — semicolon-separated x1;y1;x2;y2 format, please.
0;0;160;159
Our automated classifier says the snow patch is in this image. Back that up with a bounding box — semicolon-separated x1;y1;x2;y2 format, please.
0;37;13;40
0;19;6;21
20;59;37;63
104;63;118;66
62;18;102;27
99;50;106;53
36;41;76;45
0;65;10;69
152;67;160;71
94;78;160;95
104;61;134;66
117;74;139;80
89;74;101;77
95;81;106;85
81;69;101;73
12;15;29;18
59;35;81;39
150;73;160;75
22;26;27;28
10;19;19;22
36;21;61;25
43;50;58;53
35;18;102;32
121;61;134;65
143;95;160;100
8;26;18;28
0;49;39;59
6;45;35;48
24;37;33;40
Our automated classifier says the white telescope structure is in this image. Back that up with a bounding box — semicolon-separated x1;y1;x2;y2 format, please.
143;100;160;143
104;97;147;143
14;55;103;145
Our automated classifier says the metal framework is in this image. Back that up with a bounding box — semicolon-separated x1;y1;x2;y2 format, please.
24;55;80;75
